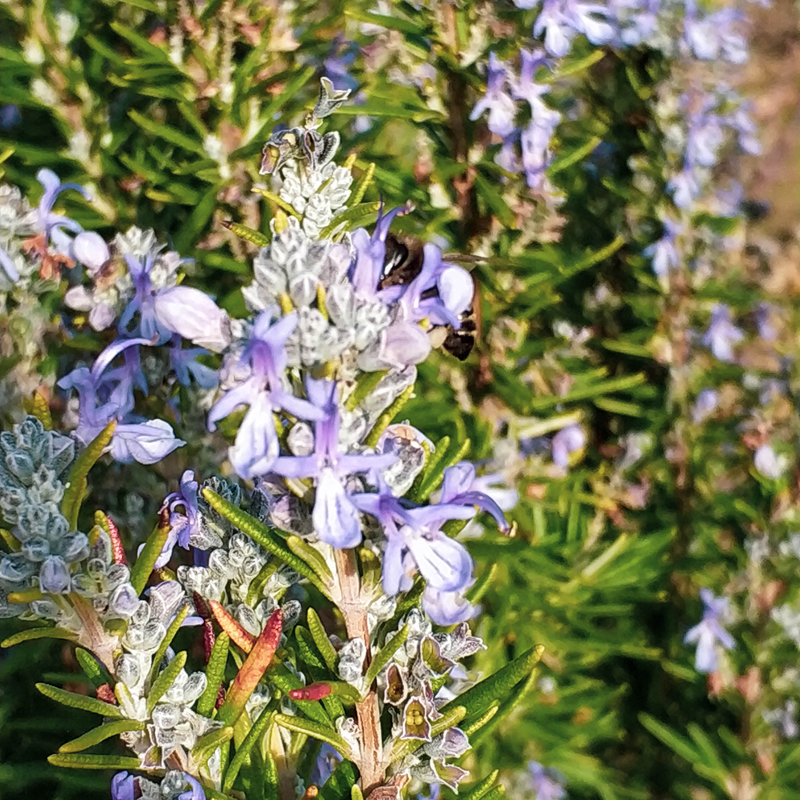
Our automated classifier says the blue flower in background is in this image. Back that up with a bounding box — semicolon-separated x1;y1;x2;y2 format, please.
470;52;517;137
702;304;743;362
528;761;567;800
684;588;735;673
644;218;683;276
551;424;585;469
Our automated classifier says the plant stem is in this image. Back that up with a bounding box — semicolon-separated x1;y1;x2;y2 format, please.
333;548;384;794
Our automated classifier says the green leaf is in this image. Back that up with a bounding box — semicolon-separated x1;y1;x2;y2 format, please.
639;713;701;765
37;683;124;718
364;625;409;689
251;188;301;219
129;516;171;595
223;221;272;248
549;136;603;176
109;21;175;62
174;186;220;252
344;370;387;412
295;627;345;718
198;632;230;717
127;109;203;154
459;770;501;800
319;201;382;238
222;709;274;793
462;705;499;736
75;648;111;689
364;385;415;448
2;627;77;648
344;8;426;35
273;713;352;758
201;489;331;597
287;536;333;583
59;720;147;753
349;163;376;206
474;173;515;228
476;787;506;800
148;605;190;685
61;420;116;530
48;753;141;770
306;609;338;672
442;645;544;721
191;726;235;769
147;651;187;713
318;760;359;800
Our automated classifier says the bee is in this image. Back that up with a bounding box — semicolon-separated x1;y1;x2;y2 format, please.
379;233;478;361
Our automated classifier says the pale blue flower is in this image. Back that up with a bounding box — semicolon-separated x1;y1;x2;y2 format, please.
208;308;324;479
353;482;475;599
691;389;719;424
551;424;585;469
644;218;682;276
528;761;567;800
422;586;477;626
58;337;184;465
272;378;396;548
439;462;511;532
470;53;517;137
684;588;735;673
702;304;743;362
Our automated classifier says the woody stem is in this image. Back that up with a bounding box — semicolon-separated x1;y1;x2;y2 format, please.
333;547;384;794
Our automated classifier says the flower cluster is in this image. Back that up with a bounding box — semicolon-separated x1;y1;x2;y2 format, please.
471;49;561;193
0;79;513;800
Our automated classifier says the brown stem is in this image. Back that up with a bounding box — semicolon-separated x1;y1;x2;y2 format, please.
333;548;384;794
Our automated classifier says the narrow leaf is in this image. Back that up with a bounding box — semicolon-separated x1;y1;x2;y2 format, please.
364;625;409;689
129;512;171;595
30;391;53;429
287;536;333;582
364;385;415;448
75;648;111;689
1;626;77;649
459;770;501;800
191;726;235;769
222;709;274;793
148;605;190;684
222;220;272;247
198;632;230;716
48;753;141;770
273;713;351;757
201;489;330;596
319;201;382;238
349;163;376;206
345;370;387;412
442;646;544;721
147;651;188;713
61;420;116;529
37;683;123;718
209;599;256;653
318;759;359;800
59;719;147;753
251;187;301;219
306;609;338;671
